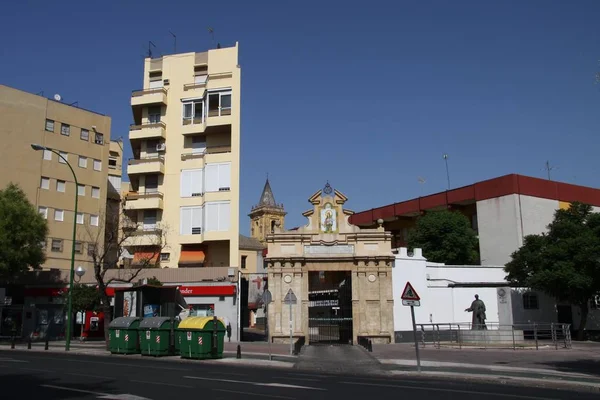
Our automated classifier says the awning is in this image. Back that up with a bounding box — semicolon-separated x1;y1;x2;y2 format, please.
132;251;160;266
179;248;205;267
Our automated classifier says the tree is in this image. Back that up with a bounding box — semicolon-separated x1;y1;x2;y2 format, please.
83;199;169;348
407;210;479;265
134;276;162;287
0;183;48;281
505;202;600;340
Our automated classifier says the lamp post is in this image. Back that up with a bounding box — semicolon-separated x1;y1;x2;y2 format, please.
31;143;79;351
75;266;86;342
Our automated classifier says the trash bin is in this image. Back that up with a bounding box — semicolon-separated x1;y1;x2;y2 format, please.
108;317;141;355
174;328;183;356
139;317;178;357
179;316;226;360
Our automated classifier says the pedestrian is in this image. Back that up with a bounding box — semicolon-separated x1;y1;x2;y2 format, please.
226;323;232;342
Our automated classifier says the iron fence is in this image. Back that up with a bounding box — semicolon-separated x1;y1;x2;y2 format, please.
416;322;572;350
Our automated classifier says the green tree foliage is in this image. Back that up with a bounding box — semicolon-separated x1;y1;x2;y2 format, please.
505;202;600;340
66;284;101;312
407;210;479;265
0;183;48;280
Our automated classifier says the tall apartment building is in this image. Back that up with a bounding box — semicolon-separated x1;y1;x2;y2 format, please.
124;43;241;269
0;85;120;271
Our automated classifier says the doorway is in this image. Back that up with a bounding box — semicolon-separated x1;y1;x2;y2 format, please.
308;270;352;345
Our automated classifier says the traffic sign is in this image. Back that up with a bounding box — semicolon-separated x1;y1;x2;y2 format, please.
402;300;421;307
401;282;420;301
283;289;297;305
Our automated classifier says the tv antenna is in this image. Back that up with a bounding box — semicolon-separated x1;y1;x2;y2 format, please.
148;41;156;58
169;30;177;53
443;153;451;190
544;160;558;181
417;176;426;197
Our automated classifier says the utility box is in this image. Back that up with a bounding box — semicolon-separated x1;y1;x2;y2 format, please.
179;316;226;360
139;317;178;357
108;317;141;355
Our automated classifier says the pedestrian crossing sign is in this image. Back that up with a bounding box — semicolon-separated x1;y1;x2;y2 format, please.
401;282;420;301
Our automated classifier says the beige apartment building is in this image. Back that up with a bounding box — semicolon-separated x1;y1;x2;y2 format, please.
0;85;121;271
124;43;241;269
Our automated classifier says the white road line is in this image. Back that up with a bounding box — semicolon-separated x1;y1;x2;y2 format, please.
284;377;322;382
285;373;324;378
0;357;28;363
339;381;559;400
212;388;294;399
130;379;193;389
184;375;325;391
40;384;106;396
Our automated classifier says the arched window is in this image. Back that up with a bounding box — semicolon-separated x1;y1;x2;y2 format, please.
271;220;276;233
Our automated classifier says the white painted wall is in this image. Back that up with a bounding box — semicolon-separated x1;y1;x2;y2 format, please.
476;194;522;266
393;248;507;333
185;295;238;342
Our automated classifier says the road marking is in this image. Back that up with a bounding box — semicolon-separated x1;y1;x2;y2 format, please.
67;372;108;379
283;377;321;382
17;367;48;373
130;379;193;389
212;388;294;399
22;355;187;371
339;381;558;400
41;385;152;400
40;384;105;396
0;357;28;363
184;375;325;391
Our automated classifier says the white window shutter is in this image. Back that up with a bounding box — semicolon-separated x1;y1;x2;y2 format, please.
219;202;230;231
218;163;231;190
191;207;203;232
180;207;192;234
191;169;203;195
205;164;219;192
180;170;191;197
205;202;219;232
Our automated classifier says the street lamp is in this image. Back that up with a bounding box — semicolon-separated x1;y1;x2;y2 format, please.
75;266;86;282
31;143;79;351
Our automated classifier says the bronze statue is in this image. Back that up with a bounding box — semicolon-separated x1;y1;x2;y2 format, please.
465;294;487;330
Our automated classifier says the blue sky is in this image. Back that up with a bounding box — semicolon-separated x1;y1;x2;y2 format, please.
2;1;600;233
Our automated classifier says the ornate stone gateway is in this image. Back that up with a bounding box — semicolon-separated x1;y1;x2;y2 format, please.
266;184;395;345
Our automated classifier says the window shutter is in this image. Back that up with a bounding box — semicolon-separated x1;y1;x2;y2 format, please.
180;207;192;234
191;169;203;196
218;163;231;190
218;202;231;231
191;207;203;234
205;164;219;192
205;202;219;232
180;170;191;197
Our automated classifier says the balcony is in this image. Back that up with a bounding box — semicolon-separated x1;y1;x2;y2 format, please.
127;156;165;175
129;122;166;140
183;82;206;99
122;226;163;247
181;145;232;161
124;191;164;210
131;87;167;107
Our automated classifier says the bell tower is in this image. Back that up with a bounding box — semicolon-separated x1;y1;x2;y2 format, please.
249;178;286;243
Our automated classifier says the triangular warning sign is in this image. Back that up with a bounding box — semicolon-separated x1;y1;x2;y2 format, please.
401;282;420;301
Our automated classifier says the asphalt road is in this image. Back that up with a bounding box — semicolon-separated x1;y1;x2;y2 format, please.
0;349;597;400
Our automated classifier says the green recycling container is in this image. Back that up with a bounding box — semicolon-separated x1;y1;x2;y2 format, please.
108;317;141;355
139;317;178;357
174;328;183;356
179;316;226;360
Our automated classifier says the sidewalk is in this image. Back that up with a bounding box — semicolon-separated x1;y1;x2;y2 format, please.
371;342;600;389
0;340;297;366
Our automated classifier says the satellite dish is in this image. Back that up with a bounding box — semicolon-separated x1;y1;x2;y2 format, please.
54;94;62;101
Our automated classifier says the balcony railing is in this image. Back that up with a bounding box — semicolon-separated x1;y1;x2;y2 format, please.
131;87;167;98
131;87;168;106
125;191;164;201
129;121;167;138
181;146;232;160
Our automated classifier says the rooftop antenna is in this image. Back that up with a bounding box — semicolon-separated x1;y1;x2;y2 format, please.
544;160;558;181
68;101;79;107
36;91;44;96
208;27;218;48
443;153;451;190
148;41;156;58
417;176;426;197
169;30;177;53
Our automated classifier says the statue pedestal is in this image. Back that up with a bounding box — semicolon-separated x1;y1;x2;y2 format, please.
459;329;524;345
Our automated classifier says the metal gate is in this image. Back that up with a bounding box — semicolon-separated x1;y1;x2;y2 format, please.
308;271;353;345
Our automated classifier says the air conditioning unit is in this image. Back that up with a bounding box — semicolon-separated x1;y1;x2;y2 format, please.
156;143;166;151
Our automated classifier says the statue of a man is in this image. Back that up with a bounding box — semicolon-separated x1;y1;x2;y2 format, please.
465;294;487;330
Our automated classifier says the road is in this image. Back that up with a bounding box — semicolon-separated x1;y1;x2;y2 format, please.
0;349;596;399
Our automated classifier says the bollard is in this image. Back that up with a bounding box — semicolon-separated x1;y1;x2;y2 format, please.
368;340;373;352
236;344;241;359
11;336;15;350
44;339;49;351
27;338;32;350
